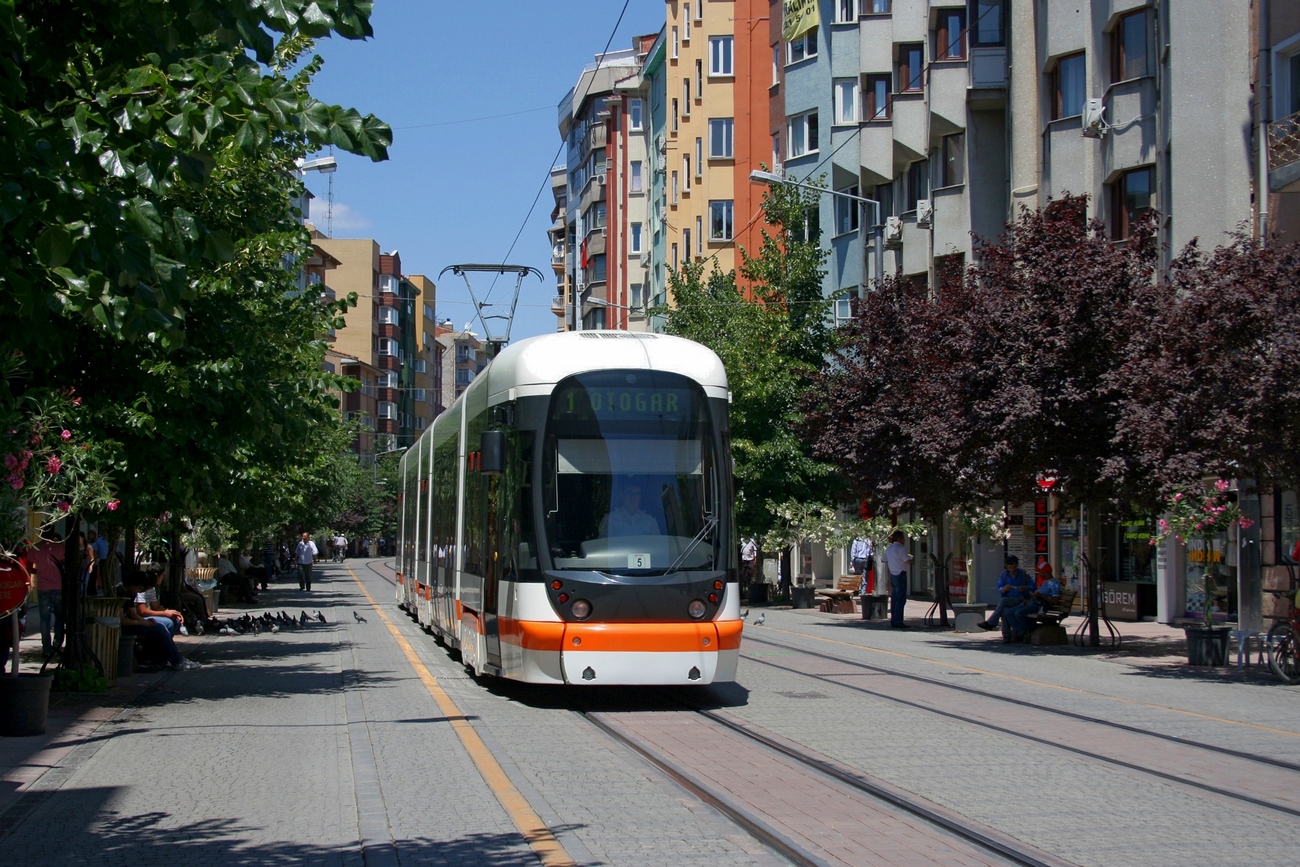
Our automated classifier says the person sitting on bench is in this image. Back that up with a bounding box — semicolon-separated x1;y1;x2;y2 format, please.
121;573;200;671
979;555;1035;631
1006;564;1063;643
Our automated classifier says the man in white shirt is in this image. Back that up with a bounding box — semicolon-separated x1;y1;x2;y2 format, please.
883;531;913;629
296;532;319;591
333;533;347;562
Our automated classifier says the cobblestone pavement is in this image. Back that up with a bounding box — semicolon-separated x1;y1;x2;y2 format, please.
5;563;1298;867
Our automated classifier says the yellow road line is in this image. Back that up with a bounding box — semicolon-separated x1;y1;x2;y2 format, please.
346;566;577;867
758;623;1300;739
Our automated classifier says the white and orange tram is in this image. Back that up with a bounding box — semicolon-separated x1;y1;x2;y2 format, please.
394;331;741;685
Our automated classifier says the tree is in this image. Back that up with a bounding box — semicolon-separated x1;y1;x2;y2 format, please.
660;182;839;566
1118;234;1300;492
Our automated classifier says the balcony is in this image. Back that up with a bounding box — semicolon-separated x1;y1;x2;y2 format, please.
551;295;566;314
1269;111;1300;193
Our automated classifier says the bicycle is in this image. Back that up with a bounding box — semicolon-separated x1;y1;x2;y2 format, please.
1267;560;1299;684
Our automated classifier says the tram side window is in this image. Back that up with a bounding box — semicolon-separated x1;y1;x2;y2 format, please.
463;408;488;577
434;437;457;569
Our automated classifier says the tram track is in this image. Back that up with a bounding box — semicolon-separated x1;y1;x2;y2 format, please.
740;633;1300;820
581;702;1068;867
743;632;1300;773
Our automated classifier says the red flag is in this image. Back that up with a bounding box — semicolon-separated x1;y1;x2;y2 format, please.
580;237;589;270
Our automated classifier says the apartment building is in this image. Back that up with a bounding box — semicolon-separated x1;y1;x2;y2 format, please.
547;165;571;332
317;239;439;458
408;274;443;433
1264;0;1300;244
435;325;489;403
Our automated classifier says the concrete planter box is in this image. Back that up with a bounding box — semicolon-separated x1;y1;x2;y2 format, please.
953;602;989;633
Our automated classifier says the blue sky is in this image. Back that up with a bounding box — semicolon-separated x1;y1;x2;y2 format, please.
301;1;662;341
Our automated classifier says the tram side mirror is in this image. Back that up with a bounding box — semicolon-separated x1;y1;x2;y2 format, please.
480;430;505;476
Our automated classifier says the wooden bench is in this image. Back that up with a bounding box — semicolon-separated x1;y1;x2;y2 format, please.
1023;589;1077;645
817;575;863;614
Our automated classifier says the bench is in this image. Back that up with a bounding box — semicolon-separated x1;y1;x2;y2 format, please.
818;575;863;613
1022;589;1077;645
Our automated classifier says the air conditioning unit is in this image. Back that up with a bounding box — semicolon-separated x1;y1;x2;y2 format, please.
596;175;606;185
1082;98;1105;138
915;199;934;229
884;216;903;247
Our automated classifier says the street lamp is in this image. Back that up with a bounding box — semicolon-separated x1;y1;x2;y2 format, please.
749;169;884;287
299;156;338;174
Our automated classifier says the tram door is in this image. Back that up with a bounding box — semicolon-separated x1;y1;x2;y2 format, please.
483;472;502;669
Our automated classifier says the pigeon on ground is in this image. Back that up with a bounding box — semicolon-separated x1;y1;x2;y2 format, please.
315;611;327;623
299;611;309;627
270;624;279;633
740;608;750;621
752;612;766;626
353;611;368;623
252;620;261;636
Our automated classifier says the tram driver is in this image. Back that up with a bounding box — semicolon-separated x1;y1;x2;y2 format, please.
599;480;662;537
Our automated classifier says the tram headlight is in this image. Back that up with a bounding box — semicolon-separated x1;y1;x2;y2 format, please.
571;599;592;620
688;599;707;620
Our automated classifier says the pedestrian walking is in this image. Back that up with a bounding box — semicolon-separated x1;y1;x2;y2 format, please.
296;532;319;591
333;532;347;563
30;531;64;657
850;537;874;594
883;531;913;629
740;537;757;586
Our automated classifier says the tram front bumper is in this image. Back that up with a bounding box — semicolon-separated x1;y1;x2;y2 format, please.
557;621;742;685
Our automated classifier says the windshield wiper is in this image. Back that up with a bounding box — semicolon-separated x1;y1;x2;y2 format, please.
666;513;718;574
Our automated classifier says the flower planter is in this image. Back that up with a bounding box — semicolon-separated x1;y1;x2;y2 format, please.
791;586;816;609
0;673;54;736
1185;625;1231;666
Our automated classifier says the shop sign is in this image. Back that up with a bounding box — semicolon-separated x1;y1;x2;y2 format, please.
1103;581;1139;621
0;556;31;619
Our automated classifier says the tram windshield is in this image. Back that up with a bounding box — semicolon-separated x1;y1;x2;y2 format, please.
542;370;721;575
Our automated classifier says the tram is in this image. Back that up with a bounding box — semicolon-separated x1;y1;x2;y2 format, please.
394;331;741;685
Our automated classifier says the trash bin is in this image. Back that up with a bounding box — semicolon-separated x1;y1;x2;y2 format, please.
861;594;889;620
85;616;121;687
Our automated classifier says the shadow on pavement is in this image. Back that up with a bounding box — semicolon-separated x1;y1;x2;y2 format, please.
0;786;547;865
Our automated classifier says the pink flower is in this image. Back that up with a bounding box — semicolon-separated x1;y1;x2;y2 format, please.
1215;479;1229;493
19;451;31;470
3;454;17;471
1194;522;1204;532
8;474;23;491
57;501;70;513
72;397;82;407
107;499;120;512
46;455;61;474
1172;492;1183;502
60;429;71;441
1238;517;1254;529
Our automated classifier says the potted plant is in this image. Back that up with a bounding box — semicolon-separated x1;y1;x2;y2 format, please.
1;354;116;733
1153;480;1251;666
762;501;844;608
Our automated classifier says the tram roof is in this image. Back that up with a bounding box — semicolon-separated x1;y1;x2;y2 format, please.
485;331;728;403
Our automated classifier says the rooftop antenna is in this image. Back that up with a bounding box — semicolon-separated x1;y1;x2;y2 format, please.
438;263;544;358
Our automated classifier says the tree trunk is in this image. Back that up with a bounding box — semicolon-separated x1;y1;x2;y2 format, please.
59;517;86;671
929;510;950;627
1084;501;1102;647
167;525;183;608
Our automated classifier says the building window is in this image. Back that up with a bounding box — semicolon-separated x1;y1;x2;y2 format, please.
631;222;642;254
683;227;692;259
772;133;781;168
682;155;691;190
413;358;427;373
834;78;860;124
940;133;964;187
631;160;643;192
672;98;679;133
1113;9;1149;82
710;35;734;75
456;369;473;388
378;401;396;420
1111;166;1154;240
971;0;1004;46
709;200;734;241
423;303;435;321
629;98;643;130
695;215;703;255
869;0;891;12
772;43;781;85
1290;52;1300;116
787;29;818;65
672;26;679;59
695;59;703;96
898;43;924;92
377;337;396;356
683;78;691;115
588;202;606;229
787;111;819;158
684;4;691;40
672;171;679;205
709;118;734;158
695;2;703;21
411;388;427;402
694;137;703;174
672;243;679;270
632;283;644;308
905;159;928;211
935;9;966;60
379;370;397;388
837;1;858;24
1053;52;1085;119
866;74;891;119
834;185;860;236
377;306;399;325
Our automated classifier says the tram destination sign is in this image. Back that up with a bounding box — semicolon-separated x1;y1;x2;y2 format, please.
562;386;692;419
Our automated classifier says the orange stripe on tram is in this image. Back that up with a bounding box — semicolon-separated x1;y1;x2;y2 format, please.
562;622;725;654
498;618;566;652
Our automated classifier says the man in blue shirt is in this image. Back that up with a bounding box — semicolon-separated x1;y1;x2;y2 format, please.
1007;563;1063;642
979;555;1035;631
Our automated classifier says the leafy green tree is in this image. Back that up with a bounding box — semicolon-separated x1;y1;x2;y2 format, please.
660;181;838;568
